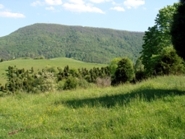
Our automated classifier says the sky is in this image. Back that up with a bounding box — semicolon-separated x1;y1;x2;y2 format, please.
0;0;178;37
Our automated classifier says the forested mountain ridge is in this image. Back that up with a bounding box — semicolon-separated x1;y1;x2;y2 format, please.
0;23;144;63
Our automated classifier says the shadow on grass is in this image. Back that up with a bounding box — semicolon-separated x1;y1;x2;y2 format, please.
56;88;185;108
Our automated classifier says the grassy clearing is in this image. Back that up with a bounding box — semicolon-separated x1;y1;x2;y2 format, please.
0;75;185;138
0;57;106;84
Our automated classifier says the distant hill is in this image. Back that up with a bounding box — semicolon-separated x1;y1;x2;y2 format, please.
0;23;144;63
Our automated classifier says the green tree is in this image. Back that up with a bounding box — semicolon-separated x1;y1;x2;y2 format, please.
109;57;122;76
171;0;185;60
134;58;144;72
152;47;185;75
112;58;134;85
140;3;179;75
63;76;78;90
134;58;145;82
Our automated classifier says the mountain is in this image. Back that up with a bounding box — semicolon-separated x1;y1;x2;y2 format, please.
0;23;144;63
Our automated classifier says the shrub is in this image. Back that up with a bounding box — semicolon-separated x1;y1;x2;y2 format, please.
109;57;122;76
57;80;66;91
77;78;90;89
63;76;78;90
133;70;147;83
153;47;185;75
112;58;135;85
96;77;111;87
38;71;57;92
2;66;57;93
69;68;79;77
44;66;57;74
133;58;146;82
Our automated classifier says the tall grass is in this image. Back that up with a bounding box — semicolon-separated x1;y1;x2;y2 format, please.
0;75;185;138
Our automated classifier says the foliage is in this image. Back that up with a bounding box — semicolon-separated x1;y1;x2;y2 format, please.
171;1;185;60
76;78;90;89
77;66;111;83
0;62;112;93
0;66;56;93
57;80;65;91
0;57;106;85
112;58;134;85
0;23;144;63
96;77;111;87
109;57;122;76
63;76;78;90
134;58;144;72
132;58;146;82
152;47;185;75
140;3;179;75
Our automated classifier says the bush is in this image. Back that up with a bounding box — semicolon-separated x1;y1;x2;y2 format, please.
44;66;57;74
134;70;147;82
38;71;57;92
63;76;78;90
2;66;57;94
109;57;122;76
77;78;90;89
153;47;185;75
57;80;66;91
112;58;135;85
96;77;111;87
69;68;79;77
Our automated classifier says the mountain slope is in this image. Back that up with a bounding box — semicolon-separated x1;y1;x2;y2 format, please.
0;23;144;63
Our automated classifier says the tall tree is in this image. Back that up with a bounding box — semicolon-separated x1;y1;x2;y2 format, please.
171;0;185;60
140;3;179;75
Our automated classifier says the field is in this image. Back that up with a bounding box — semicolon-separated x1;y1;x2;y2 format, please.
0;57;106;84
0;75;185;138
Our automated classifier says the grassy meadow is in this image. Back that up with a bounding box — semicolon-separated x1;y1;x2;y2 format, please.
0;57;106;84
0;75;185;138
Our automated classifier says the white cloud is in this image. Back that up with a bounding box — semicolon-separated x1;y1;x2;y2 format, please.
63;1;105;14
0;11;25;18
45;0;62;5
110;6;125;12
0;4;4;9
124;0;145;9
0;4;25;18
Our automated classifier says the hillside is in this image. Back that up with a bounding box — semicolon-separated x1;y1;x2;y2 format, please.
0;23;144;63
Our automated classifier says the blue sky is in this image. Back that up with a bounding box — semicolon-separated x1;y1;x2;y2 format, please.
0;0;178;37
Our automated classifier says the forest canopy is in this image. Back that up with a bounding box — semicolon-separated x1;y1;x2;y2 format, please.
0;23;144;63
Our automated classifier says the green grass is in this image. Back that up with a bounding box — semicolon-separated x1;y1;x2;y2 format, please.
0;57;106;84
0;75;185;138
